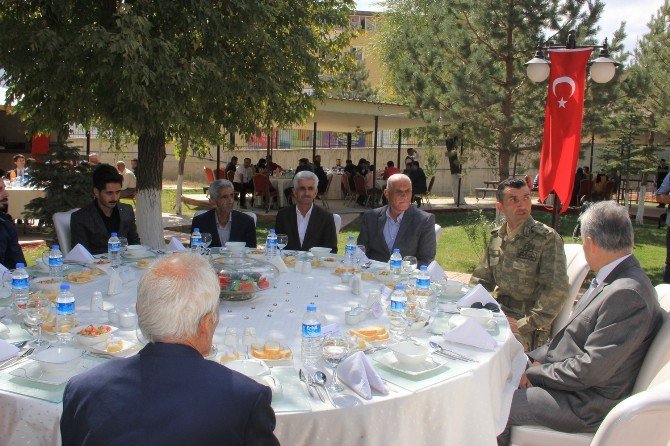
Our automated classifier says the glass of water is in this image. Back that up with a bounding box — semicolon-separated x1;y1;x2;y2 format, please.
119;237;129;256
201;233;213;255
402;256;418;274
24;297;49;347
276;234;288;258
321;334;350;393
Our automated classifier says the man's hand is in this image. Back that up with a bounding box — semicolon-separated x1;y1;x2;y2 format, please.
519;372;533;389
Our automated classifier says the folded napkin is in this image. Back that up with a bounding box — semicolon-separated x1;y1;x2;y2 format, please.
0;321;9;336
439;317;497;351
457;284;498;308
64;244;95;264
166;237;187;252
0;339;19;362
0;263;7;274
426;260;446;283
268;255;289;273
107;269;123;295
338;351;388;400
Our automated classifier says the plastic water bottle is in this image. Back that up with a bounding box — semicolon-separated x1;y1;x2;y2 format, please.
48;244;64;280
389;248;402;276
108;232;121;267
190;227;203;254
344;235;356;265
415;265;432;305
301;304;324;366
11;263;30;313
266;229;277;258
389;284;408;338
56;284;76;341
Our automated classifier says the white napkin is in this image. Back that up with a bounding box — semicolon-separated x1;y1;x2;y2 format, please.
0;263;8;274
426;260;446;283
0;322;9;336
338;351;388;400
64;244;95;264
457;284;499;308
166;237;187;252
269;256;289;273
0;339;19;362
107;269;123;295
439;317;497;351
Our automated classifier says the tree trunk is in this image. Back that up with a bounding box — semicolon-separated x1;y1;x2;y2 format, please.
136;130;166;249
498;148;510;181
636;180;646;225
175;135;189;215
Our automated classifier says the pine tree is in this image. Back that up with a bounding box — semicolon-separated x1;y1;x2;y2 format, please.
23;144;93;234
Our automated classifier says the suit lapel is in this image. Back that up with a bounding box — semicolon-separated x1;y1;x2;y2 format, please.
303;207;319;249
209;211;222;247
288;206;300;249
118;205;128;236
376;207;390;258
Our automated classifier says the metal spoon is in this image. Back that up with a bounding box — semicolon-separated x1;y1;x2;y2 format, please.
299;369;316;399
313;371;336;407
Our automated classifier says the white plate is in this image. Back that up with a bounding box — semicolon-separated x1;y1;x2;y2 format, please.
10;359;90;385
371;350;447;377
225;359;271;378
320;256;341;268
89;339;140;357
448;315;497;332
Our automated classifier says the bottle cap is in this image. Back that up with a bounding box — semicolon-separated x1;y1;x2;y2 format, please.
420;265;427;271
395;284;404;290
393;248;400;253
15;263;25;268
307;304;317;311
270;228;276;234
53;245;60;250
111;232;118;237
60;284;71;291
194;228;199;232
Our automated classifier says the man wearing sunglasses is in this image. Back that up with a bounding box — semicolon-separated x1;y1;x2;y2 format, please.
498;201;662;445
470;177;569;351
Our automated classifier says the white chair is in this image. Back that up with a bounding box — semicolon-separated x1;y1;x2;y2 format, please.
53;209;79;255
511;285;670;446
333;213;342;235
434;224;442;243
193;209;257;227
551;244;590;337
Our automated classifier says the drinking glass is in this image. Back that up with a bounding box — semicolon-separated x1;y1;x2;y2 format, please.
402;256;418;274
355;245;367;268
243;327;257;356
276;234;288;258
119;237;129;256
23;297;49;347
321;334;350;393
201;233;212;255
224;327;239;350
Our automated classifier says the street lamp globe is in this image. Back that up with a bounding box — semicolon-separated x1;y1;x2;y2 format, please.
526;57;551;82
589;56;617;83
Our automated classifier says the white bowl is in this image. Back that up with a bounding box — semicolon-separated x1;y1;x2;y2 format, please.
309;247;332;259
459;307;493;326
225;359;271;378
31;347;83;374
389;341;430;366
225;242;246;254
71;324;117;346
443;280;466;296
124;245;149;258
31;277;62;293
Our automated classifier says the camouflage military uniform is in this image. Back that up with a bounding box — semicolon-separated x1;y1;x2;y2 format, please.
470;216;569;351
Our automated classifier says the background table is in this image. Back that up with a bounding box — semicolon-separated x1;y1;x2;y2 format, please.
7;187;46;220
0;258;525;445
269;177;294;208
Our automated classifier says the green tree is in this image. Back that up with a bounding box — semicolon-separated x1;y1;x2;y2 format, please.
379;0;606;180
328;55;377;100
0;1;352;247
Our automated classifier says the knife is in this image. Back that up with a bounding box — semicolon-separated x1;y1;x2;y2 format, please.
0;347;35;371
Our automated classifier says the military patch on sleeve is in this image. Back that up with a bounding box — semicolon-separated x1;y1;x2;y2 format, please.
516;243;538;261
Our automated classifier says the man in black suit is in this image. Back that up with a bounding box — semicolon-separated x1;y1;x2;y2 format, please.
0;181;26;269
61;253;279;446
70;164;140;255
358;173;436;266
498;201;663;445
4;154;29;183
191;179;257;248
275;170;337;253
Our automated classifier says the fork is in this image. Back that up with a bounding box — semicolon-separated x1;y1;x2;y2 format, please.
0;347;35;371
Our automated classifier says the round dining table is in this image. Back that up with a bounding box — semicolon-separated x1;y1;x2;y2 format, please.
0;254;526;446
6;186;46;220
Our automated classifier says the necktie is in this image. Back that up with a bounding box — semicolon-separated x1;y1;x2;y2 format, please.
574;277;600;313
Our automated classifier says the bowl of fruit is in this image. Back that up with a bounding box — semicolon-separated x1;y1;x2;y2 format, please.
215;258;278;301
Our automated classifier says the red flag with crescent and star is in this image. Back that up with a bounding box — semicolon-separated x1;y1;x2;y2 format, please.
538;48;592;212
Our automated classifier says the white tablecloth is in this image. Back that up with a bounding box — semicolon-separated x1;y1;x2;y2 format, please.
0;259;526;446
7;187;46;220
269;177;294;208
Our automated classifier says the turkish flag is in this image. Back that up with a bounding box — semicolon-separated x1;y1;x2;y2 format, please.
538;48;592;212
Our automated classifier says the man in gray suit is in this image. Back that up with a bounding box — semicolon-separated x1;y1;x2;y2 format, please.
358;173;436;266
498;201;663;445
71;164;140;255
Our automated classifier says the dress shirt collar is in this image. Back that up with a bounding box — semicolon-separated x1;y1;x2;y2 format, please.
385;207;405;224
595;254;632;285
296;204;313;246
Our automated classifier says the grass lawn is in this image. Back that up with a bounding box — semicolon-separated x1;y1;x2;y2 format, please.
24;190;667;285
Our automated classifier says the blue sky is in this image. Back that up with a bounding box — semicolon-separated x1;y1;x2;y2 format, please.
355;0;664;54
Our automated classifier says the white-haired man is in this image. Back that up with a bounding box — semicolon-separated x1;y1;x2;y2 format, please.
275;170;337;252
61;254;279;446
498;201;663;445
116;160;137;199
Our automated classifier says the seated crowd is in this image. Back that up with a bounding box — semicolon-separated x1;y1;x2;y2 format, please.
0;160;664;444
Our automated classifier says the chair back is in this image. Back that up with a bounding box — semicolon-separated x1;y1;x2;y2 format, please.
353;174;367;195
226;170;235;182
603;180;616;198
53;209;79;255
252;174;269;194
426;176;436;194
578;178;592;197
204;167;215;183
194;210;207;218
333;213;342;235
590;381;670;446
434;224;442;244
341;172;351;193
524;175;532;190
215;168;225;180
551;244;590;337
242;210;257;226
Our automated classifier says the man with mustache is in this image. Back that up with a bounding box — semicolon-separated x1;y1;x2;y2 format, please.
71;164;140;255
0;181;26;269
470;177;569;351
